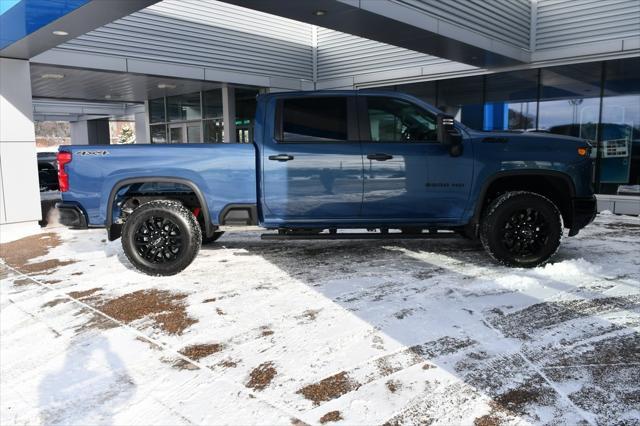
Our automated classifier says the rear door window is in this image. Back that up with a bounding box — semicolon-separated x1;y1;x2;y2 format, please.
280;97;348;142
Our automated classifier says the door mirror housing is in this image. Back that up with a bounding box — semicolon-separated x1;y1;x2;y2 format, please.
437;114;463;156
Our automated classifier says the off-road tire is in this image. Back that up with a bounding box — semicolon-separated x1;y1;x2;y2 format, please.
122;200;201;276
480;191;562;268
202;231;225;245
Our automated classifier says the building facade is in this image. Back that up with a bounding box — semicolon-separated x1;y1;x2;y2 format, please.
1;0;639;230
373;57;640;196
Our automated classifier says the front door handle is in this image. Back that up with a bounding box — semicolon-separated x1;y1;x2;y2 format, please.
268;154;294;162
367;153;393;161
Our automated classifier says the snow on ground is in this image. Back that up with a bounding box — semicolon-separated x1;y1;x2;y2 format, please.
1;213;639;425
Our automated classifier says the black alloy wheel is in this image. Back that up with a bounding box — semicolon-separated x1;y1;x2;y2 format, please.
134;216;184;263
500;208;549;257
121;200;201;276
480;191;562;267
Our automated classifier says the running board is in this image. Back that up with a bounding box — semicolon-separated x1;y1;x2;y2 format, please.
260;232;460;241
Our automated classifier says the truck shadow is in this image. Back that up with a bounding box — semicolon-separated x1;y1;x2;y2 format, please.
202;231;640;424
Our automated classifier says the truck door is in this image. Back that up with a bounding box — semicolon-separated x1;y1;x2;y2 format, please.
359;95;473;221
261;96;363;223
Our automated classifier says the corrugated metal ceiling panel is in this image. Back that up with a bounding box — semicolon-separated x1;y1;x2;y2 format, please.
57;0;313;80
391;0;531;49
317;27;451;80
536;0;640;50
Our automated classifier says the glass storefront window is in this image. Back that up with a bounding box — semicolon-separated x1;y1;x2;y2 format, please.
203;89;223;119
186;123;201;143
235;88;259;143
539;63;602;142
538;98;600;141
150;124;167;143
149;87;260;144
368;57;639;195
167;92;201;122
599;58;640;194
149;98;165;124
437;76;484;129
204;119;223;143
395;81;437;106
485;70;538;131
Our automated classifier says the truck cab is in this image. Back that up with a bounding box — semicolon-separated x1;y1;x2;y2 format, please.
56;90;596;275
259;92;473;228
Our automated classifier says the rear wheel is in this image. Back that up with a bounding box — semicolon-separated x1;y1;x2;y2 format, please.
480;191;562;268
122;200;201;276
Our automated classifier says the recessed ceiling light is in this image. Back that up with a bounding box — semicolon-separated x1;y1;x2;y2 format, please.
313;10;326;16
104;94;112;99
41;73;65;79
157;83;176;89
52;30;68;36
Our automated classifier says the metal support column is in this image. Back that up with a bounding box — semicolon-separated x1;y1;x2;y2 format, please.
222;84;236;143
0;58;41;235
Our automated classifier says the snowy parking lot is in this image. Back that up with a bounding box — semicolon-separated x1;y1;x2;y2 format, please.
1;213;639;425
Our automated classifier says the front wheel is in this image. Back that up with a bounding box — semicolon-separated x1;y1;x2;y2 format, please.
121;200;201;276
480;191;562;268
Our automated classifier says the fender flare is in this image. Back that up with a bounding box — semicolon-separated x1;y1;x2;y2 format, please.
470;169;576;225
105;177;213;240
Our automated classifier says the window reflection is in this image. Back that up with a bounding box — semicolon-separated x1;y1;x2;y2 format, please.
235;88;259;143
485;70;538;131
393;81;437;106
204;119;223;143
149;98;165;124
539;63;602;142
148;86;259;144
538;98;600;141
437;76;484;129
599;58;640;194
167;92;201;122
375;57;639;193
150;124;167;143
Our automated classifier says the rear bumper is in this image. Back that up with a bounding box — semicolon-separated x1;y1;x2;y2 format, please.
55;202;88;228
568;196;597;236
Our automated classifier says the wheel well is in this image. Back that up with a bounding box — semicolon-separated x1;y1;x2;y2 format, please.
107;179;213;240
478;174;574;229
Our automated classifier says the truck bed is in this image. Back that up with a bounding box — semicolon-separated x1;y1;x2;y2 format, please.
60;144;257;226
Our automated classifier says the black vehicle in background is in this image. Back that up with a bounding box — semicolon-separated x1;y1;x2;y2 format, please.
38;152;59;192
37;152;61;226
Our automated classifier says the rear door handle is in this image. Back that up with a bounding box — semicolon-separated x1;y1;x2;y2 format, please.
367;153;393;161
268;154;294;162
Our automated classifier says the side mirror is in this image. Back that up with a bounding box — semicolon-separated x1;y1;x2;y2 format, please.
437;114;463;156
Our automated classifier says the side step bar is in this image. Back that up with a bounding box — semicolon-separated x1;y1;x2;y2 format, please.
260;232;460;241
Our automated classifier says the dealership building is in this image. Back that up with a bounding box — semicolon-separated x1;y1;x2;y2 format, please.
0;0;639;232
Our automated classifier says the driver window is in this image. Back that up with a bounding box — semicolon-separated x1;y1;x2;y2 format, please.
365;97;438;142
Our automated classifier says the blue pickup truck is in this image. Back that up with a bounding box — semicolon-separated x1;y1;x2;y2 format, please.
56;90;596;275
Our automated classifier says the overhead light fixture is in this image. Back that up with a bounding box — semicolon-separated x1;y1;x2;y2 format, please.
104;94;112;99
41;73;65;80
313;10;326;16
157;83;176;89
52;30;68;36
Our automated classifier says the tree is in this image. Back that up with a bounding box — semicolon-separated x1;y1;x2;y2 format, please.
118;125;135;144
